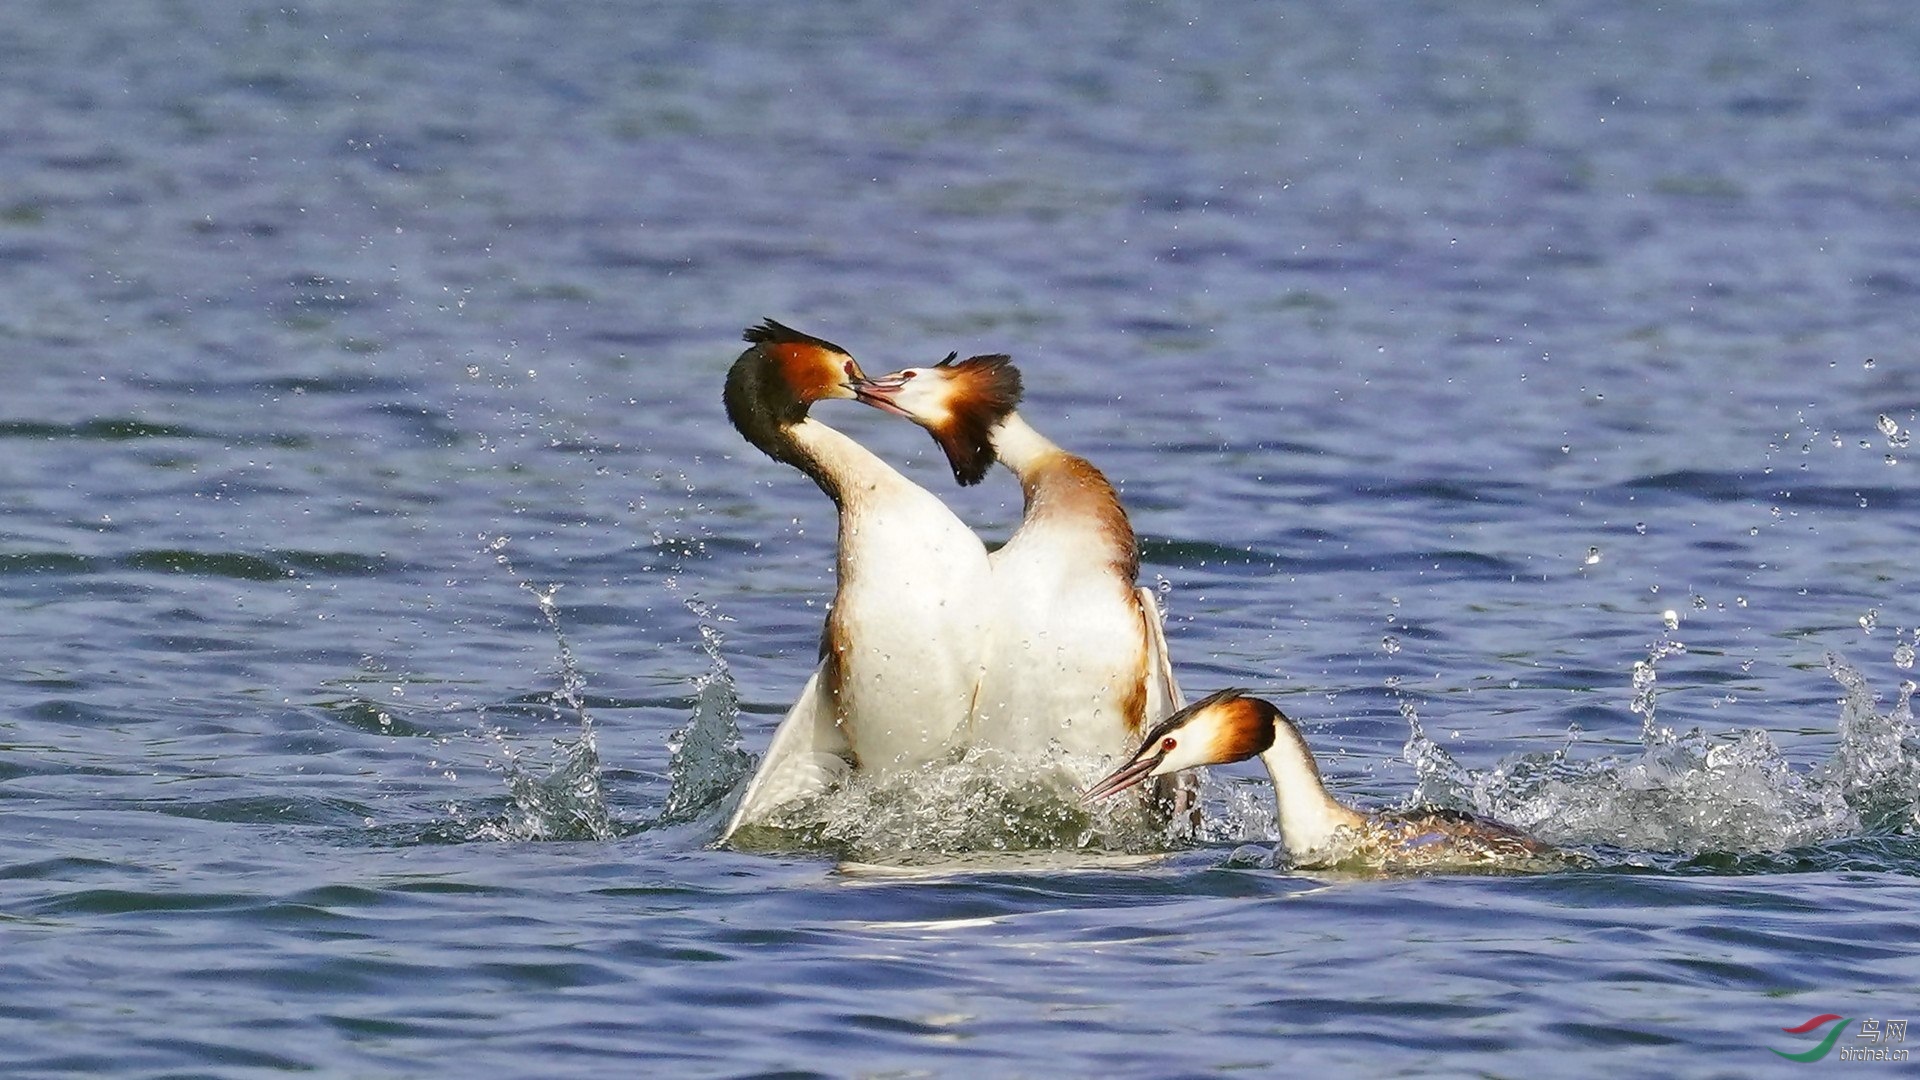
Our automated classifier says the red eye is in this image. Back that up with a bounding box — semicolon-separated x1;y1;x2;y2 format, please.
1161;737;1177;752
900;370;916;381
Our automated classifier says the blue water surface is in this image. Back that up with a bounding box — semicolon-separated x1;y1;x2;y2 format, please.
3;3;1920;1076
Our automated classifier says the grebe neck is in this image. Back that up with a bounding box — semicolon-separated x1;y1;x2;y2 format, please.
1255;718;1366;857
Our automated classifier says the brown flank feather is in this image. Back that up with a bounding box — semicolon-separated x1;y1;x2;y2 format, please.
1118;597;1150;735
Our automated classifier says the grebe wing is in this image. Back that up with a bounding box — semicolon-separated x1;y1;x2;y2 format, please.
719;664;851;842
1138;586;1199;829
1138;586;1184;716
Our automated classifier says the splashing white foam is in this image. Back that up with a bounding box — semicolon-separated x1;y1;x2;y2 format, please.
725;745;1183;860
1817;657;1920;834
1401;650;1919;857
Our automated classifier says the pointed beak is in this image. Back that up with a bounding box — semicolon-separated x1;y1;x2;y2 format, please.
838;359;869;394
1079;750;1166;804
852;372;914;419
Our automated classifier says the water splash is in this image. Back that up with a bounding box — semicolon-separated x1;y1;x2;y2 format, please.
1818;657;1920;834
728;747;1180;860
1630;629;1689;743
1877;413;1911;449
1403;645;1919;858
468;537;615;841
1401;697;1468;804
654;598;752;826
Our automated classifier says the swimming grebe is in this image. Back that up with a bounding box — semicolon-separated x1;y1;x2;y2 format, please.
719;321;1018;840
856;355;1188;810
1081;689;1568;871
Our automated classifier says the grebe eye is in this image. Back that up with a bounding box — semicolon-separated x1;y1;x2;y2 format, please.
900;370;916;381
1161;737;1177;752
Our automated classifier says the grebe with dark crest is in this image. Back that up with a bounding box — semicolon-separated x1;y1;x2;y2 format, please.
1082;689;1572;871
718;321;1018;841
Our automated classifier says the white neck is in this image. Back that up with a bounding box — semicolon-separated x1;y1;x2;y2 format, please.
987;412;1057;477
1256;723;1365;857
784;416;911;509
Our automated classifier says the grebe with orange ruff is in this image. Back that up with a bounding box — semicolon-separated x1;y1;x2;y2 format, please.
856;355;1188;815
1082;689;1572;872
718;322;1017;841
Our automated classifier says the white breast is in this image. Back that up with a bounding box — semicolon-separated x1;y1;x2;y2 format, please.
975;528;1151;760
828;478;997;770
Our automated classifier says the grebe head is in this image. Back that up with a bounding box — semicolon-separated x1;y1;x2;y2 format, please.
1079;688;1280;802
853;352;1023;485
730;318;867;421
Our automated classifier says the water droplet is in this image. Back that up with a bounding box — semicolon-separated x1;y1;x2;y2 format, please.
1886;455;1899;467
1878;414;1899;438
1584;546;1602;565
1895;643;1916;670
1691;594;1708;609
1635;522;1647;534
1865;357;1877;369
1507;678;1519;689
1381;635;1401;655
1560;444;1572;454
1860;609;1879;634
1662;609;1680;631
1831;433;1845;448
1735;596;1748;607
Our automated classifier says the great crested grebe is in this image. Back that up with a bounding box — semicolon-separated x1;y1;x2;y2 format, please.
855;354;1188;806
1081;689;1570;871
718;321;1018;840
